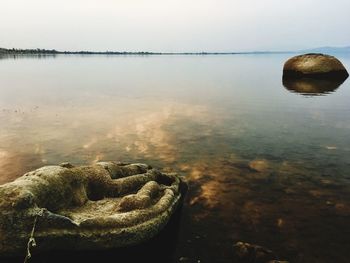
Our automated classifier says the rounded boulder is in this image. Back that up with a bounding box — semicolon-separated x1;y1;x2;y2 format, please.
283;53;349;79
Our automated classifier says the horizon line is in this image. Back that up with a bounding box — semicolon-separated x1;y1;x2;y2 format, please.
1;46;349;55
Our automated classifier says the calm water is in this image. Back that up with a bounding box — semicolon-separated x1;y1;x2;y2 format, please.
1;54;350;263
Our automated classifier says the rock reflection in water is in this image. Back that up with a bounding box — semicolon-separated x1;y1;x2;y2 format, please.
282;77;347;96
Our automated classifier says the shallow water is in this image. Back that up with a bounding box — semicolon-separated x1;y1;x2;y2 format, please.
0;54;350;263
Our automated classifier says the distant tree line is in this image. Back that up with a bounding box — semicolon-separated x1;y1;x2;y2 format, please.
0;47;290;55
0;48;164;55
0;48;59;54
0;47;243;56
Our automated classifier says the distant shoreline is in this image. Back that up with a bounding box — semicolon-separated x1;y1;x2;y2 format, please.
1;47;349;56
0;48;294;56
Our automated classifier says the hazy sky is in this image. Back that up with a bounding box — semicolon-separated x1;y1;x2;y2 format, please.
1;0;349;52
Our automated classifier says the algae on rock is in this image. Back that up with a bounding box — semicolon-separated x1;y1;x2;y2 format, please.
0;161;187;257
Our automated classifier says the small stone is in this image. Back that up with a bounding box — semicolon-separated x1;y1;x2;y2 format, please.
233;241;287;263
59;162;74;168
249;159;269;172
179;256;191;262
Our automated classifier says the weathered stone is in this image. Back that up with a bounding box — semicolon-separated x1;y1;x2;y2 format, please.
0;162;187;257
283;53;349;80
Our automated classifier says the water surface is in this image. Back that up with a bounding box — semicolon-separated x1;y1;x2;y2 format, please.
1;54;350;263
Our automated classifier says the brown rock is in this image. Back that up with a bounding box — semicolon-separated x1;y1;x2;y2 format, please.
283;53;349;79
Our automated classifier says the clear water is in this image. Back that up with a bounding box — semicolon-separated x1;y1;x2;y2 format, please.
0;54;350;263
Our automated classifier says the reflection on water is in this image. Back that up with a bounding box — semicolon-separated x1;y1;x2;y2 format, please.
0;54;350;263
282;77;347;96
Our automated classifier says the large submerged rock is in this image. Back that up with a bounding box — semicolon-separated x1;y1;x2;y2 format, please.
283;53;349;79
0;162;187;257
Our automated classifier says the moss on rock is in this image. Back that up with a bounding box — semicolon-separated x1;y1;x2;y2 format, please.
0;162;187;257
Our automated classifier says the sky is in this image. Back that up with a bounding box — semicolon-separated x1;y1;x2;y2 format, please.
0;0;349;52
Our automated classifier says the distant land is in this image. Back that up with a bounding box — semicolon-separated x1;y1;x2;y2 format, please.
0;48;289;55
300;46;350;54
0;46;349;56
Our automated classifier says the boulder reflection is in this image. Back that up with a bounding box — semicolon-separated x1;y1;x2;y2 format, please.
282;77;347;96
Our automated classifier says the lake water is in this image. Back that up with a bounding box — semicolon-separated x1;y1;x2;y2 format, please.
0;54;350;263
